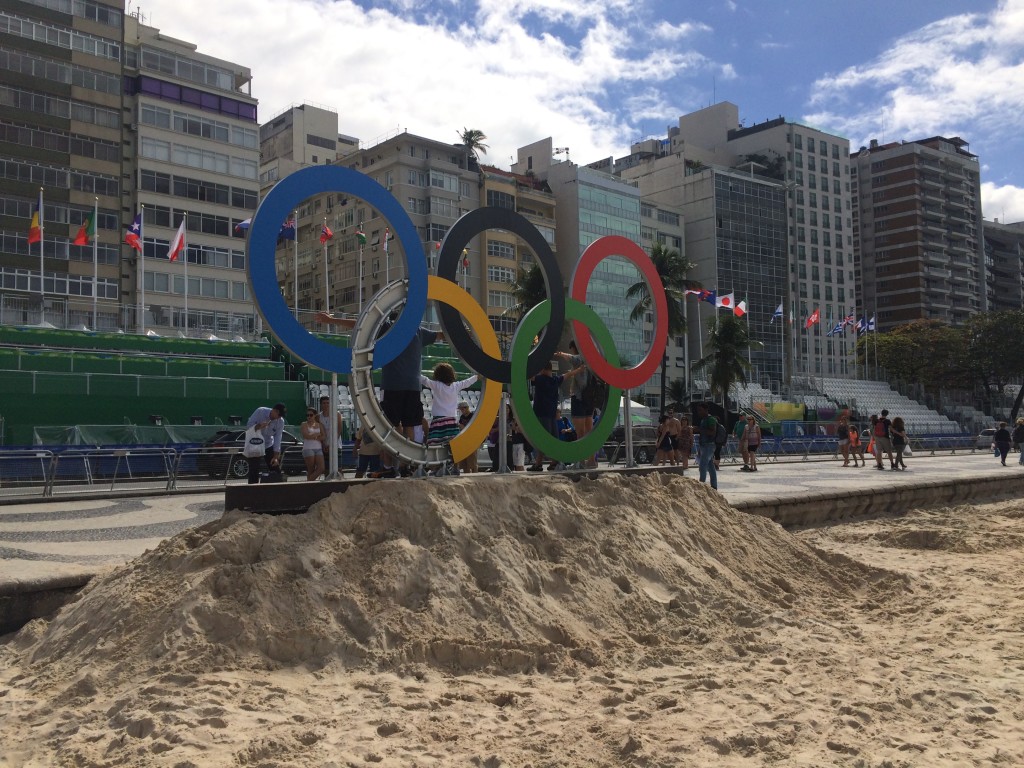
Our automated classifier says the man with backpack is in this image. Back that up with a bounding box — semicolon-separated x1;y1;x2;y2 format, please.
696;402;719;490
873;409;896;471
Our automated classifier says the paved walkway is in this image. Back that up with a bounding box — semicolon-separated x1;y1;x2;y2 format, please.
1;451;1020;600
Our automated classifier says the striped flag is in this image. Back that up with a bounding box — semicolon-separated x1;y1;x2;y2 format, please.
27;190;42;244
382;227;390;253
125;213;143;252
770;303;783;323
168;219;186;262
73;214;95;246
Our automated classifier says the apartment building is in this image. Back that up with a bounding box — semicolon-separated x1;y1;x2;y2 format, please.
983;218;1024;312
0;0;125;328
851;136;987;330
275;131;481;322
258;103;356;196
123;12;260;337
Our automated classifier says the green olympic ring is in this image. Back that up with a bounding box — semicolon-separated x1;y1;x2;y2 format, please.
509;298;621;463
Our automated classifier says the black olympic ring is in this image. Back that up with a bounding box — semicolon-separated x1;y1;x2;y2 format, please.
436;207;565;381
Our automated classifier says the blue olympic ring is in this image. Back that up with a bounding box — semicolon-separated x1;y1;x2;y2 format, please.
247;165;426;374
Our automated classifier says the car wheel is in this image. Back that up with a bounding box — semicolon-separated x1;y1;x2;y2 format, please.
634;446;652;464
229;455;250;479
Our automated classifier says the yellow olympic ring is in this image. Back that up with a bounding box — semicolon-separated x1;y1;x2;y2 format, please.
426;276;502;463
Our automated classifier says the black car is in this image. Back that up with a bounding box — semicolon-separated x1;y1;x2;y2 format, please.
603;424;659;465
196;428;306;479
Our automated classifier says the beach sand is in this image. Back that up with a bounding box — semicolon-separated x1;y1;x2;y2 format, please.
1;473;1022;767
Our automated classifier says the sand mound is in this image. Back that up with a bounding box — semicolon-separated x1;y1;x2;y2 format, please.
15;474;880;685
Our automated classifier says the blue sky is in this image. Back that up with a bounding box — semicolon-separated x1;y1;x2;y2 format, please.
141;0;1024;221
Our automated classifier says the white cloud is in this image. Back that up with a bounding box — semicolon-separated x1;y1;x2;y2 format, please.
138;0;719;167
651;20;712;41
982;182;1024;224
804;0;1024;146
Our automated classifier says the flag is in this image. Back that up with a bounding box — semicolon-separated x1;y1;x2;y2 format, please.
716;293;734;310
168;219;186;262
27;191;42;244
855;317;866;335
278;217;296;242
805;308;820;329
733;297;747;317
684;289;704;296
382;227;390;253
73;214;95;246
355;228;366;245
770;303;783;324
434;241;441;251
320;224;333;245
234;218;251;234
867;316;876;332
461;248;469;274
841;313;856;329
125;213;143;252
701;290;717;306
826;321;843;337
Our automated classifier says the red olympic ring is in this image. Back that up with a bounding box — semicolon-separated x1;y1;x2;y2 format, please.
569;235;669;390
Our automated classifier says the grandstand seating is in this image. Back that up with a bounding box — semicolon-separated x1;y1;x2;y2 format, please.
817;378;961;434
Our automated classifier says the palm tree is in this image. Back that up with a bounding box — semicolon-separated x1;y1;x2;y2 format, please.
626;242;698;410
666;377;687;410
692;314;761;411
458;128;489;160
508;263;547;320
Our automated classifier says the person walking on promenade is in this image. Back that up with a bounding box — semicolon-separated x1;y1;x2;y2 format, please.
994;421;1012;466
1012;418;1024;460
734;414;750;471
873;410;896;470
837;416;852;466
245;402;287;484
848;423;866;467
300;406;325;481
890;416;910;471
696;402;719;490
740;415;762;472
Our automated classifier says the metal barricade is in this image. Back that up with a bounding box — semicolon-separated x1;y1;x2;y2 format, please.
48;447;177;496
0;449;55;499
171;443;307;490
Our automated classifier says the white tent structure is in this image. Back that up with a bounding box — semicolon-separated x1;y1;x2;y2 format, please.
558;397;652;425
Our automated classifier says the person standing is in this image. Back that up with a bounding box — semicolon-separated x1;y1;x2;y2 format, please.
555;341;597;468
421;363;477;474
837;416;851;467
848;424;865;467
873;410;896;470
890;416;909;471
994;421;1012;466
1013;418;1024;466
300;407;325;481
352;424;381;478
245;402;287;484
653;413;676;467
527;359;582;471
456;401;479;474
733;414;750;471
676;415;694;470
741;415;762;472
696;402;718;490
317;394;344;477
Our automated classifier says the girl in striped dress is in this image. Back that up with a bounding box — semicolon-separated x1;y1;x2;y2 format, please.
421;363;477;447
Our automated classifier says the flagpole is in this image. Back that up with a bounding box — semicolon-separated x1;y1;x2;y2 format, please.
384;228;390;285
92;196;98;329
38;187;45;303
323;217;330;316
293;210;299;322
358;235;364;315
183;213;188;337
139;206;146;333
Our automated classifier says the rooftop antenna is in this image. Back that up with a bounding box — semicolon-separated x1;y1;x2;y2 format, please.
554;147;570;162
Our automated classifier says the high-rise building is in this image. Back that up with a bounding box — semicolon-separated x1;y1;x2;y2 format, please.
851;137;986;330
594;102;855;382
983;218;1024;312
1;0;126;329
123;11;260;336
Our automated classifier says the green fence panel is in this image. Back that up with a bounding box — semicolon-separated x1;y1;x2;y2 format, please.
0;370;34;395
20;350;73;373
120;356;168;376
73;353;123;375
166;358;211;378
0;348;21;371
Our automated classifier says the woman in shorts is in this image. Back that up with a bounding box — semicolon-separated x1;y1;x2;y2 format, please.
654;414;676;466
300;407;325;481
676;415;693;470
837;416;851;466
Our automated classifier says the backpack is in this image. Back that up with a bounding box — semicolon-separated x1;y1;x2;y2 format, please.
715;422;728;446
873;420;886;437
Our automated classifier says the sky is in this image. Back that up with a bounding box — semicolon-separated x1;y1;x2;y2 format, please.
134;0;1024;223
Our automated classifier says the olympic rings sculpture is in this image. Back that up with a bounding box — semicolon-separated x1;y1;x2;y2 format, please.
247;165;669;468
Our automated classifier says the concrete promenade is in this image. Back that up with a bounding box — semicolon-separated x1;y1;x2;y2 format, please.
2;451;1023;633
